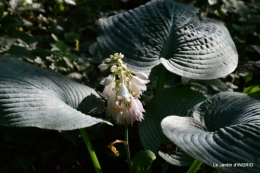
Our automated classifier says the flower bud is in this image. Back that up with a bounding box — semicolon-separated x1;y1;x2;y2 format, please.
104;58;111;63
118;53;124;59
98;63;109;71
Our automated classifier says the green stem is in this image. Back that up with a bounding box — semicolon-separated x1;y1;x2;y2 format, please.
125;125;132;173
155;67;166;94
186;160;202;173
79;128;103;173
160;161;169;173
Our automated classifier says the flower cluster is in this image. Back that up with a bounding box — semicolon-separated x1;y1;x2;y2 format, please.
98;53;149;125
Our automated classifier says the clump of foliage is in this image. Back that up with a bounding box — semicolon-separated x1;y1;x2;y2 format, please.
0;0;135;88
0;0;260;173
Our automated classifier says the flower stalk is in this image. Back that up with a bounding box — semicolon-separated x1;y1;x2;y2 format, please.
125;125;133;173
79;128;103;173
186;159;202;173
99;53;149;173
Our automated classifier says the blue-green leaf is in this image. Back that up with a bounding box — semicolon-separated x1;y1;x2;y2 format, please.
161;92;260;173
139;87;206;166
182;77;229;93
0;56;111;130
97;0;238;79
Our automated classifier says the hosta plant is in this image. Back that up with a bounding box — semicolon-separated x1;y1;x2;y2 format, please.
2;0;257;172
97;0;238;79
96;0;259;172
161;91;260;173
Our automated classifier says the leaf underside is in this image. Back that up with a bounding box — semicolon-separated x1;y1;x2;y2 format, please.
97;0;238;79
161;92;260;173
139;87;206;166
0;56;111;131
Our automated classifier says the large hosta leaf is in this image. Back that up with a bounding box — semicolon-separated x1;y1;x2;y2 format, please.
161;92;260;173
139;87;206;166
97;0;238;79
0;57;111;130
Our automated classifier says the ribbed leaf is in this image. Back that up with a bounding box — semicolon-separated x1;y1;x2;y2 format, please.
182;77;229;92
0;57;111;130
161;92;260;173
139;87;205;166
97;0;238;79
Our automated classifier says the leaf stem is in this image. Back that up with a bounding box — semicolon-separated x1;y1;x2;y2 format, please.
79;128;103;173
160;161;169;173
125;125;133;173
156;67;166;94
186;159;202;173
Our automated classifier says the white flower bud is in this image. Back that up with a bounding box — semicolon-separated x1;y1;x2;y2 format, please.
104;58;111;63
118;53;124;59
98;63;109;71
